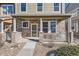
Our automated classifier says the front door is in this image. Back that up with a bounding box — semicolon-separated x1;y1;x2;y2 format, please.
31;23;38;37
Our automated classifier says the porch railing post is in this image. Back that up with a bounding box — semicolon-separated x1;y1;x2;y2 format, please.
69;18;74;43
48;21;51;33
13;18;16;32
40;18;43;32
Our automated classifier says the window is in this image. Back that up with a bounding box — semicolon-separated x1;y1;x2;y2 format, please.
54;3;59;11
43;22;48;33
51;21;56;33
21;3;26;12
37;3;43;12
2;4;14;15
22;21;29;28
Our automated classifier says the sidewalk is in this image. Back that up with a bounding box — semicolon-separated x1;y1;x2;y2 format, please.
17;39;36;56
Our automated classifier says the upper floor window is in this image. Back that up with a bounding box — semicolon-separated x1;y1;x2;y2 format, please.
54;3;59;11
2;4;14;15
37;3;43;12
21;3;27;12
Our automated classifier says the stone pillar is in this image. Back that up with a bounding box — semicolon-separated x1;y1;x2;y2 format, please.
1;19;4;33
40;18;43;32
13;18;16;32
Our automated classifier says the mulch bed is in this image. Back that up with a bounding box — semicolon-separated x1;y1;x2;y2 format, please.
33;42;68;56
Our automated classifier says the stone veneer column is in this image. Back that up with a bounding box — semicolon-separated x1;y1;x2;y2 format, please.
13;18;16;32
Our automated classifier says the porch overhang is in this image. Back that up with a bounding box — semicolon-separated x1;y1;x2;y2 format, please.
0;15;13;19
0;15;13;24
71;16;79;20
11;14;71;20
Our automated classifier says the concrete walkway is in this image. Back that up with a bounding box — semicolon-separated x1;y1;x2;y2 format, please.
17;40;37;56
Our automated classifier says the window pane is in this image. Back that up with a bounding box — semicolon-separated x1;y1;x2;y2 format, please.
2;6;7;14
37;3;43;11
23;22;28;27
51;22;56;33
37;3;42;6
54;3;59;6
43;22;48;33
54;7;59;11
54;3;59;11
8;6;14;14
2;4;14;15
21;3;26;11
43;22;48;27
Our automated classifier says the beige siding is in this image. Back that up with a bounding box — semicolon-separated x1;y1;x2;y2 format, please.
44;3;52;13
15;3;65;14
27;3;36;13
0;3;65;15
62;3;65;14
57;19;66;33
15;3;20;14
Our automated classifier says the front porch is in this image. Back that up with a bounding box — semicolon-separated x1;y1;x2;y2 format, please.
13;15;70;42
0;14;71;43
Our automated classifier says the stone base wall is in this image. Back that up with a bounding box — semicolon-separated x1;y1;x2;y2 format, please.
22;28;31;38
0;32;22;43
11;32;22;43
39;32;66;42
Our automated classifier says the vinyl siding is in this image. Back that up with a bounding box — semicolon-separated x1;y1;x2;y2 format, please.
15;3;65;14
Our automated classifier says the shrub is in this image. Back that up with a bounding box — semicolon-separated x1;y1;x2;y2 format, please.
54;45;79;56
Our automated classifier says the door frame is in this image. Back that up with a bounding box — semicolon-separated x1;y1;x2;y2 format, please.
31;23;38;37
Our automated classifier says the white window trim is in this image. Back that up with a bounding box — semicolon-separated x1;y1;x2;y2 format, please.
52;3;61;13
42;20;57;33
22;21;29;28
1;4;14;15
20;3;27;13
36;3;44;13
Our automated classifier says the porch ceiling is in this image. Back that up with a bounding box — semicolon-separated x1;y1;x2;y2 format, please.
11;14;71;20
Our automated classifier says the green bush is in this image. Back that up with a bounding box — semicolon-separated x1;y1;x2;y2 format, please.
54;45;79;56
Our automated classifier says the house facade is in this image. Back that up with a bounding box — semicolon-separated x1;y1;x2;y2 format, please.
0;3;71;43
